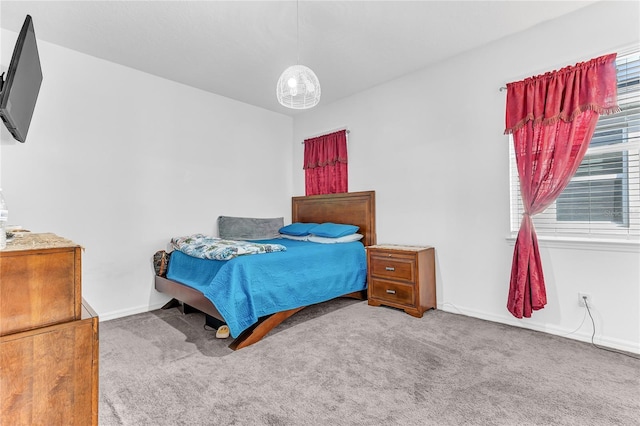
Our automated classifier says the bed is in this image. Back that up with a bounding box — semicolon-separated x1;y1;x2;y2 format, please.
154;190;376;350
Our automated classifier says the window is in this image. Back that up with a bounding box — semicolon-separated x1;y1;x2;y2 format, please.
510;48;640;240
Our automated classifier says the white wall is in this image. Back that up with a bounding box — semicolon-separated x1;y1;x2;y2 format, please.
292;1;640;353
1;30;293;319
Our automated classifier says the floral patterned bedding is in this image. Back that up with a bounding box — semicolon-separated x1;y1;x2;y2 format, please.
171;234;286;261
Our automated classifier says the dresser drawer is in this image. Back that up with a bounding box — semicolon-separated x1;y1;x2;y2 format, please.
368;252;416;282
1;245;81;336
369;278;415;306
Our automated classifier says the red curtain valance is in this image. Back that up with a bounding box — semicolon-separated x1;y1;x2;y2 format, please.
504;53;620;134
303;130;348;170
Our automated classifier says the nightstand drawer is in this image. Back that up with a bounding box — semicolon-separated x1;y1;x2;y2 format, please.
369;278;414;306
369;253;415;282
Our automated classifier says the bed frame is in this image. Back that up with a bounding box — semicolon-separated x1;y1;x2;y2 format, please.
155;190;376;350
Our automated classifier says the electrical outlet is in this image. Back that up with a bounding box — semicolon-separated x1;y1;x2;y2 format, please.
578;292;593;307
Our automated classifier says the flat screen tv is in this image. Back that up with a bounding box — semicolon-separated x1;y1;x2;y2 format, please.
0;15;43;143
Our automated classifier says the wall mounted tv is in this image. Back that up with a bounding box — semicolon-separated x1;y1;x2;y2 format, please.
0;15;43;143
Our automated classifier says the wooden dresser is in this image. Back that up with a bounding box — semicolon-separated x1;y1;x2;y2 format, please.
367;244;436;317
0;233;98;425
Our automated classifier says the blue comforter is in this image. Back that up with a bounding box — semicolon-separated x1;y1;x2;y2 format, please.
166;238;367;338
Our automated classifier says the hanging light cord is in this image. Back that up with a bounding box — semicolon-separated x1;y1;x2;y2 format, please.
296;0;300;65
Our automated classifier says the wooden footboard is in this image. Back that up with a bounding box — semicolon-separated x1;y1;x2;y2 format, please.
155;276;224;321
155;276;366;350
228;289;366;350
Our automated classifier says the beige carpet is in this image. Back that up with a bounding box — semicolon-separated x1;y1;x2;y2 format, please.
99;299;640;425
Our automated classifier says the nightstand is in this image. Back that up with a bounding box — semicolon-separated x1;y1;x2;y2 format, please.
366;244;436;317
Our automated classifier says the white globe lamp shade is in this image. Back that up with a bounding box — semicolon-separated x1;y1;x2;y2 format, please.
276;64;321;109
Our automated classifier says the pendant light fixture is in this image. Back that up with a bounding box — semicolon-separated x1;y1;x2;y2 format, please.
276;0;321;109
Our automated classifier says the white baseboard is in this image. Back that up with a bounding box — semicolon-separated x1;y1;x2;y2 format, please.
438;302;640;355
98;301;169;322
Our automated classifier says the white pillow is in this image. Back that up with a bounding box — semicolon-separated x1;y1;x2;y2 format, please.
307;233;364;244
280;233;309;241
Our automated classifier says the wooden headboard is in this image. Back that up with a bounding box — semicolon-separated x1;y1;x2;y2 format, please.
292;191;377;247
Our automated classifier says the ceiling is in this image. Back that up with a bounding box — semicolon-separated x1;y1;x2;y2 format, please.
0;1;598;115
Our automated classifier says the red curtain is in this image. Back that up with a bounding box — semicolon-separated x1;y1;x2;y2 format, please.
504;53;619;318
303;130;348;196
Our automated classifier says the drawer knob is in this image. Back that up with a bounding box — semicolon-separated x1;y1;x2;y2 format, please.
386;289;396;294
385;266;395;271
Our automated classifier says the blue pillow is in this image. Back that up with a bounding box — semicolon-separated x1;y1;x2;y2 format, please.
279;222;319;236
308;222;359;238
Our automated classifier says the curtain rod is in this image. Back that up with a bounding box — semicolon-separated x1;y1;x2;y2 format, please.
301;127;350;144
